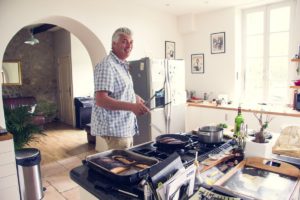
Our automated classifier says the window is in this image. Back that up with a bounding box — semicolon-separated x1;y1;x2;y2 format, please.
242;2;291;105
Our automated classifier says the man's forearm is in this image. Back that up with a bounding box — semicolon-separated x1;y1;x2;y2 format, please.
96;94;135;111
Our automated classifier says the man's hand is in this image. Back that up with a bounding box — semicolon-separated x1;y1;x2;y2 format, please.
136;95;144;104
133;95;149;115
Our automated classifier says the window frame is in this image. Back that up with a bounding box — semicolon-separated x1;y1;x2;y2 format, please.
241;1;293;105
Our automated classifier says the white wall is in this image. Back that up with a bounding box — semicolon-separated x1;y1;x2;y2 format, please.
181;8;236;101
0;0;184;128
71;35;94;98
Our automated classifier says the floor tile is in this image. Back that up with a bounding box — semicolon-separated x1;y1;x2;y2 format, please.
44;170;78;193
43;184;66;200
61;186;80;200
41;162;67;178
76;150;97;160
43;179;50;187
57;156;82;170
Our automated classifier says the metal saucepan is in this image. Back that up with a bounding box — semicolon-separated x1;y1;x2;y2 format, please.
155;134;189;149
196;126;223;143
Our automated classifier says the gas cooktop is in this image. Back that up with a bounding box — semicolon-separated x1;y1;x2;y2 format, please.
131;134;236;166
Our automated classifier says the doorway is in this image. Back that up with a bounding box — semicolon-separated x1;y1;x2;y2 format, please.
2;19;105;157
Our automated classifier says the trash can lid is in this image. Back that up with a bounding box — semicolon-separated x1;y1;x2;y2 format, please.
15;148;40;161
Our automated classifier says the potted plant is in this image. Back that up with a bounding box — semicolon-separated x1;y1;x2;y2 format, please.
252;111;273;143
35;100;57;123
4;106;43;149
244;111;274;158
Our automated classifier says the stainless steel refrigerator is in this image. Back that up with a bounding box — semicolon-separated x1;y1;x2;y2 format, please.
129;57;186;145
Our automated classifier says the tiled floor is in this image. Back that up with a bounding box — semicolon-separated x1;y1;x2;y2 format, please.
24;122;97;200
41;150;96;200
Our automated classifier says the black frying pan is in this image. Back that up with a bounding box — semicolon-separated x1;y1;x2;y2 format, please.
155;134;189;149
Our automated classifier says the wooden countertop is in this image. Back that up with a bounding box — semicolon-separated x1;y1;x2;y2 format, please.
187;102;300;117
0;132;13;141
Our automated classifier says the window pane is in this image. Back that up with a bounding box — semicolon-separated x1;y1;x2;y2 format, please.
268;57;288;103
245;58;264;102
246;35;264;57
269;57;289;80
246;12;264;35
270;7;290;32
243;3;290;105
269;32;289;56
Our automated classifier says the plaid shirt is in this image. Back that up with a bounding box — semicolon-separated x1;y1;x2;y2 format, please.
91;51;138;137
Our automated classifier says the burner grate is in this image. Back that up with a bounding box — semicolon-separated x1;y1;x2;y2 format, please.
131;136;235;166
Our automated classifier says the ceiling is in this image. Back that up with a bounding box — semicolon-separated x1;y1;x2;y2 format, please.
129;0;284;15
25;0;284;34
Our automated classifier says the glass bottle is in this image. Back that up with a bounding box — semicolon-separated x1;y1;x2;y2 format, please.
234;106;244;138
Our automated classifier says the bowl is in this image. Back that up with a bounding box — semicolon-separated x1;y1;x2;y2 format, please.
294;80;300;86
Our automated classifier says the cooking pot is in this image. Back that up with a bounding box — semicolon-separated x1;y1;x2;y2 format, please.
155;134;189;149
196;126;223;143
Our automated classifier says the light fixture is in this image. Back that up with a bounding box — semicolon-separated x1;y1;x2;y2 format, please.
24;29;39;46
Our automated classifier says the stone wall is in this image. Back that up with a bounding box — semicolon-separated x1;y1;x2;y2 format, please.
2;29;58;104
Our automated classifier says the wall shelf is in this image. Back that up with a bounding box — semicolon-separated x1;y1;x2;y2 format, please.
291;58;300;62
290;86;300;89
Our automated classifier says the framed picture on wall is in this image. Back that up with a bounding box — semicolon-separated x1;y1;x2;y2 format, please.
191;54;204;74
211;32;225;54
165;41;175;59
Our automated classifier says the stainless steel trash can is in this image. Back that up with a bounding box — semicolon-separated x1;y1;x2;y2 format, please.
15;148;43;200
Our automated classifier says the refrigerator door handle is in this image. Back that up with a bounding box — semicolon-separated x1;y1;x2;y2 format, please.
164;60;172;134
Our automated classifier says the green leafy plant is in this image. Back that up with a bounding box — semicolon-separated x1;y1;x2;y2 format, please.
34;100;57;122
4;106;42;149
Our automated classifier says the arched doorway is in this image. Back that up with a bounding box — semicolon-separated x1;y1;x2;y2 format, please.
1;16;106;162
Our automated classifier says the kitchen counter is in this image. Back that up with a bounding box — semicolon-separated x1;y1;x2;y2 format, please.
70;164;142;200
0;133;12;141
188;101;300;117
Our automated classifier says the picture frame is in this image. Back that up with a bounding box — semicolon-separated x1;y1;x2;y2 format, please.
191;54;204;74
211;32;225;54
2;61;22;85
165;41;175;59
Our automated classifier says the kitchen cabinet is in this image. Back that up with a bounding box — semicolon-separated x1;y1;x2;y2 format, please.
186;105;300;133
0;134;20;200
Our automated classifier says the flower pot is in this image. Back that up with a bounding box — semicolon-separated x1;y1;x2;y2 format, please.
244;139;273;158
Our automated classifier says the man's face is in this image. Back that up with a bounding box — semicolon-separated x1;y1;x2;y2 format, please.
112;34;133;60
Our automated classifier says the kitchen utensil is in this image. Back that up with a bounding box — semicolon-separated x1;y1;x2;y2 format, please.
86;150;159;184
196;126;224;143
155;133;190;149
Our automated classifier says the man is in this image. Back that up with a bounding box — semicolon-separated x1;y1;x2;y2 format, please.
91;27;149;150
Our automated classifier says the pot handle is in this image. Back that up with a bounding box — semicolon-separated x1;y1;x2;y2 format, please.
197;131;210;136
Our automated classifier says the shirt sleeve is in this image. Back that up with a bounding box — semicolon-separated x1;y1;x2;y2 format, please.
94;61;114;93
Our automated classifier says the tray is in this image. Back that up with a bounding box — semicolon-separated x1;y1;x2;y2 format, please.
85;149;159;184
213;157;300;200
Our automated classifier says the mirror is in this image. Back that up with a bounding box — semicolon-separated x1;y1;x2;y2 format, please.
2;61;22;85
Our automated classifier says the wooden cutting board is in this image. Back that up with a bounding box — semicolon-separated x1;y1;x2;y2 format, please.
272;126;300;158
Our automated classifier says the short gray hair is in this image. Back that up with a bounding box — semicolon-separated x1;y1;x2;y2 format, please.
112;27;132;42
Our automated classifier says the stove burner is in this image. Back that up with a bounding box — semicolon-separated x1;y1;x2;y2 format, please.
131;133;235;166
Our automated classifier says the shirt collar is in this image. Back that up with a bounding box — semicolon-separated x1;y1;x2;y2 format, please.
110;51;129;67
